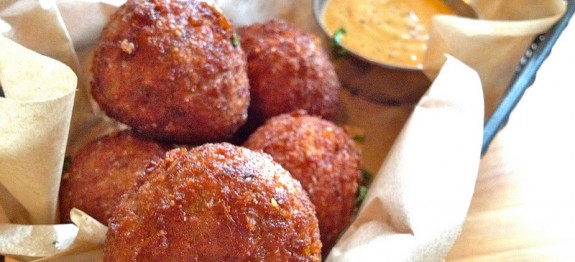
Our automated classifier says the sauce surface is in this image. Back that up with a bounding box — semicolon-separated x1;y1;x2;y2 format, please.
322;0;455;68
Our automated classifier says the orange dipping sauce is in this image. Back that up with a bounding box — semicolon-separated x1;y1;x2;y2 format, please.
322;0;455;69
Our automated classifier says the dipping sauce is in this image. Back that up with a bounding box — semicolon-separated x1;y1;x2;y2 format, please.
322;0;455;68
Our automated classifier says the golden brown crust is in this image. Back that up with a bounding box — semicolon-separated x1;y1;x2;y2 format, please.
104;143;322;261
91;0;249;144
58;130;170;224
237;18;341;128
243;111;361;256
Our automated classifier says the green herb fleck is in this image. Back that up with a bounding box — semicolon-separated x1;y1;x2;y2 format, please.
361;168;374;184
355;185;368;207
352;134;366;144
231;33;240;48
331;27;348;58
62;156;72;175
355;168;374;208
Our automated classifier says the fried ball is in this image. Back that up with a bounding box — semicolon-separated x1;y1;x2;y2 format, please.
104;143;322;261
243;111;362;256
91;0;250;144
58;130;171;224
237;18;341;128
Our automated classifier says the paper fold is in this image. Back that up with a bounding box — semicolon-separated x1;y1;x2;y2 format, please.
423;0;565;118
327;57;484;261
0;35;77;225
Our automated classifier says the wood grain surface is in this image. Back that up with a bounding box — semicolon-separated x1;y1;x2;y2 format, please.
446;15;575;262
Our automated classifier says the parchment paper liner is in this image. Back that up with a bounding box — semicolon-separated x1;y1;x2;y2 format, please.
0;35;76;226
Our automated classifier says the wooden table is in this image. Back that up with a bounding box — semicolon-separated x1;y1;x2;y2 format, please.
446;14;575;261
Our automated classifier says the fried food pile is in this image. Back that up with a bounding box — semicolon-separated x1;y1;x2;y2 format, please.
60;0;364;260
